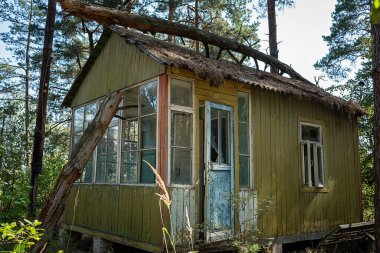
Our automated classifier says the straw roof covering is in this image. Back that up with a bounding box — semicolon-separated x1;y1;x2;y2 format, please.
63;26;365;117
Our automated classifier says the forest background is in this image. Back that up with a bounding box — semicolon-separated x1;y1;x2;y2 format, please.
0;0;374;223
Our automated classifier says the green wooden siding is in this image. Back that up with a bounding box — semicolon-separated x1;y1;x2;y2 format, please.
63;185;163;247
64;48;361;248
71;33;165;107
252;88;361;238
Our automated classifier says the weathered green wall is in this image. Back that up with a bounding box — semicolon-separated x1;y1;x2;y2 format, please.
64;185;163;250
71;33;165;107
252;88;361;238
64;35;361;247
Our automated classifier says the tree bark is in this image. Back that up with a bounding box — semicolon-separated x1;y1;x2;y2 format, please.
194;0;199;52
267;0;278;73
167;0;175;42
57;0;311;84
372;18;380;253
29;0;56;218
34;91;122;249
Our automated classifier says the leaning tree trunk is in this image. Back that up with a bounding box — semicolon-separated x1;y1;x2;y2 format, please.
372;18;380;253
57;0;311;84
267;0;278;73
33;91;123;250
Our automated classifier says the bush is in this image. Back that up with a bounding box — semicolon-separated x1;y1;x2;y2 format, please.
0;219;43;253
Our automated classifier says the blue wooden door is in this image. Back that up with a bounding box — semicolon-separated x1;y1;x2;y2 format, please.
205;101;234;242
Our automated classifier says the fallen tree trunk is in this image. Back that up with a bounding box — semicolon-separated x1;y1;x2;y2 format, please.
57;0;311;84
35;91;122;249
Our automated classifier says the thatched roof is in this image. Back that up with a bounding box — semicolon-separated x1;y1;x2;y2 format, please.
63;26;365;117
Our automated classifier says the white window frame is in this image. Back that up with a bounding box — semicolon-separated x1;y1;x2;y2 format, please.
71;99;100;184
168;75;195;187
70;78;160;186
120;77;160;186
237;91;253;189
300;122;324;188
95;108;121;184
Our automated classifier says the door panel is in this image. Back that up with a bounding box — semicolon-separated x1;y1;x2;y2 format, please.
205;101;234;242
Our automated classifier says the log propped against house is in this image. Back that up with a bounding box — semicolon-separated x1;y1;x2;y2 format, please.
35;91;122;249
57;0;310;84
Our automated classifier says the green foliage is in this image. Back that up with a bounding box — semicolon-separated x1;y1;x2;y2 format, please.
232;240;260;253
0;0;80;221
0;219;43;253
132;0;260;50
315;0;374;220
371;0;380;24
256;0;295;16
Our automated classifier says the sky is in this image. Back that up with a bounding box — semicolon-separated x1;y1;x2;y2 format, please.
257;0;337;88
0;1;337;87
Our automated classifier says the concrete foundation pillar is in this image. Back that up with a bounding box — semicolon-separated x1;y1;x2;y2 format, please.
93;237;113;253
271;243;283;253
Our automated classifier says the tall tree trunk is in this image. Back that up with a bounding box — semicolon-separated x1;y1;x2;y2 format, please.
25;0;33;173
195;0;199;52
372;17;380;253
267;0;278;73
167;0;175;42
57;0;311;83
33;91;122;250
29;0;56;218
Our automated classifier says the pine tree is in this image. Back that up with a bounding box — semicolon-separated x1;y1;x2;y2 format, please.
315;0;374;220
256;0;294;72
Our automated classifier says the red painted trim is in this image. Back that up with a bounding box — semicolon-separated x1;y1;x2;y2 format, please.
158;74;169;185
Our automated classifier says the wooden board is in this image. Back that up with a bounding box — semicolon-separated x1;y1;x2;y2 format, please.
71;33;165;107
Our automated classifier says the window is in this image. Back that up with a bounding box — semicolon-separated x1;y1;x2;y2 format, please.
238;92;251;188
210;108;230;164
300;123;324;188
72;102;97;183
121;80;158;184
96;115;119;183
170;78;193;185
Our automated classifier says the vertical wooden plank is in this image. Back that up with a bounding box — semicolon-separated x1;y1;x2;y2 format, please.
238;191;245;235
77;186;84;227
259;91;268;235
138;188;145;240
130;187;138;240
278;94;286;237
269;92;277;237
113;186;120;234
253;90;262;232
83;186;89;227
150;187;161;245
344;118;353;223
116;185;123;236
293;98;302;235
176;188;184;245
283;96;290;236
170;188;178;245
126;186;134;239
189;188;197;241
142;187;152;243
183;188;191;244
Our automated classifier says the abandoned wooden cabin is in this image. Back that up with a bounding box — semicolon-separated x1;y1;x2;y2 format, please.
61;26;365;252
